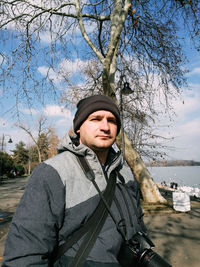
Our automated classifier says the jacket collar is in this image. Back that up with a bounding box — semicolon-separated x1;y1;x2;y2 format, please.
58;133;123;171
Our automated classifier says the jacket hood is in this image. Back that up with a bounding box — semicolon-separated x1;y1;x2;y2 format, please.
58;133;123;171
58;134;78;152
58;134;87;156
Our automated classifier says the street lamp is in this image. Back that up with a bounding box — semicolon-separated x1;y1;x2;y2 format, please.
1;134;13;152
120;82;133;162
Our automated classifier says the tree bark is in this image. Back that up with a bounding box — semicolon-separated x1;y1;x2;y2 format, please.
116;132;167;203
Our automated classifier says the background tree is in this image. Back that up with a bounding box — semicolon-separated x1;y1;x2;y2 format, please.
0;0;199;202
37;133;49;162
28;145;40;172
12;141;29;166
17;116;50;163
47;127;60;158
0;151;14;178
17;117;60;165
12;141;30;174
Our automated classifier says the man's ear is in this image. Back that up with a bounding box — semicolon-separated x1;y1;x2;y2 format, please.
76;129;80;134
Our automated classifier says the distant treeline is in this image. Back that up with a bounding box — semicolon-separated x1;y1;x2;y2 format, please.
146;160;200;167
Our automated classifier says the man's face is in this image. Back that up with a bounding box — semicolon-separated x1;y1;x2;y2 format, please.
77;110;118;152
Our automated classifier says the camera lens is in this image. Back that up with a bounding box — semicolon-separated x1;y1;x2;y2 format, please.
140;249;172;267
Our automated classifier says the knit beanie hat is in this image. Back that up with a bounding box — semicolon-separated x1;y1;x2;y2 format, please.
73;95;121;135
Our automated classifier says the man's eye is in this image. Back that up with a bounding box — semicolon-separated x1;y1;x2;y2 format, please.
108;119;117;124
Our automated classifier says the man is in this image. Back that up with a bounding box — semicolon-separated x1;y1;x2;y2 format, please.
3;95;146;266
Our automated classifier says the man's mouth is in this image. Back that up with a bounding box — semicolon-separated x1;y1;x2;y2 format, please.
97;135;111;139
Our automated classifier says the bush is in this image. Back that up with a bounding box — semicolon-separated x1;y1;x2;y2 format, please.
15;165;25;176
0;152;14;177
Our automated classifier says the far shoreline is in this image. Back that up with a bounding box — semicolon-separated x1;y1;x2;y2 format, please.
145;159;200;167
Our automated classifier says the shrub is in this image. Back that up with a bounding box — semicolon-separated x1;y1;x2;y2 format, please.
15;165;25;176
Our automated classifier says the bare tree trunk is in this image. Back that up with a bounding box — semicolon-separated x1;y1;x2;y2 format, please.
17;117;46;164
36;146;42;163
116;132;167;203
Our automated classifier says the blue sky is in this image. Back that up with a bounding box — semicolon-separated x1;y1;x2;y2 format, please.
160;46;200;161
0;32;200;161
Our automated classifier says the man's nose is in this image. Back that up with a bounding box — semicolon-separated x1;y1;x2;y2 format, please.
100;119;110;131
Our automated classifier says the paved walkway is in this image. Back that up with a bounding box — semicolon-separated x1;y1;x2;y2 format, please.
144;208;200;267
0;177;200;266
0;177;28;264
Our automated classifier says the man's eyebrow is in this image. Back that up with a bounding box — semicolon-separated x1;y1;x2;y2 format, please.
91;115;116;122
89;114;102;119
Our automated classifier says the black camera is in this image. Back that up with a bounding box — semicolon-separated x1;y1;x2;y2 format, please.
117;231;172;267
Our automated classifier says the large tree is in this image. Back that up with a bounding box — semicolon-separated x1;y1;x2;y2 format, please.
0;0;199;202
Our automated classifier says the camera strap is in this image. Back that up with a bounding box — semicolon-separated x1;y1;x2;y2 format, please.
49;154;116;266
90;174;144;242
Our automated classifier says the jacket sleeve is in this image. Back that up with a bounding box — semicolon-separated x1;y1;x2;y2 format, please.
2;163;66;267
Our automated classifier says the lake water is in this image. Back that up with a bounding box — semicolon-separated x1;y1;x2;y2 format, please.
148;166;200;188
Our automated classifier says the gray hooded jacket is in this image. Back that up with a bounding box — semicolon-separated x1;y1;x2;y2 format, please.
3;134;145;267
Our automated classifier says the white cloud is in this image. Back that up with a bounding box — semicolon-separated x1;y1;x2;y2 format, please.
163;88;200;160
189;67;200;75
166;125;200;161
56;118;73;136
59;58;88;74
43;105;72;118
1;0;81;45
172;96;200;121
39;31;57;44
20;108;38;115
156;86;200;126
188;83;200;91
171;117;200;138
38;58;89;84
151;85;200;161
37;66;65;84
